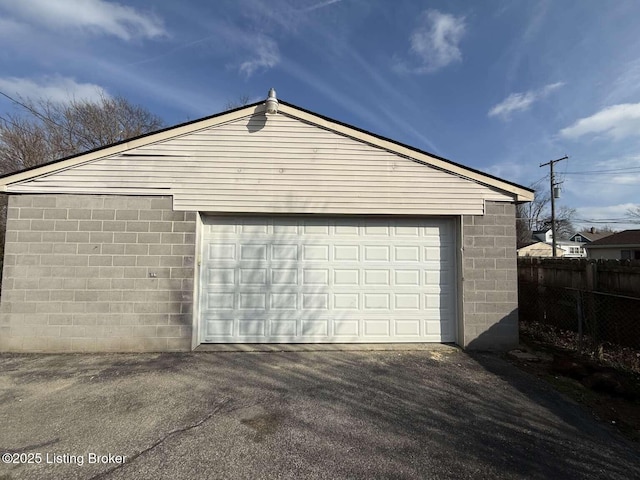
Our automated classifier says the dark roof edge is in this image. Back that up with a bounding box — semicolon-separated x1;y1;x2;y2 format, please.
586;244;640;248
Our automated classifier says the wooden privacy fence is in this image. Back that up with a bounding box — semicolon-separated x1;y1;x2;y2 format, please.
518;258;640;349
518;257;640;297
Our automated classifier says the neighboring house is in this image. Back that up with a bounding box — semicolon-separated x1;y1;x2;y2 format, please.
584;230;640;260
532;229;553;244
531;229;585;257
556;240;586;258
517;242;564;257
0;90;533;353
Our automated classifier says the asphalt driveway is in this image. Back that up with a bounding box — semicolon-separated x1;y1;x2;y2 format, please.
0;346;638;479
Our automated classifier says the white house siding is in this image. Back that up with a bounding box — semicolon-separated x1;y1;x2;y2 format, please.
7;113;511;216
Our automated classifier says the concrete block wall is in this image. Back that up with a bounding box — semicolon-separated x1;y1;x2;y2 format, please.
461;201;518;350
0;194;196;352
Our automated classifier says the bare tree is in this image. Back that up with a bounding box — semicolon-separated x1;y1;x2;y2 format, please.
0;94;164;174
516;179;576;246
628;206;640;223
0;93;164;259
223;94;252;111
516;180;550;247
539;206;576;240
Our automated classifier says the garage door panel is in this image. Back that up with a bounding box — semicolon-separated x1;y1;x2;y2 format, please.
364;224;389;235
394;246;420;261
364;269;390;285
239;269;266;285
205;319;234;336
239;220;268;234
207;268;235;285
395;320;420;336
200;216;456;343
395;270;421;286
272;269;297;285
271;293;298;309
334;320;359;336
303;269;329;285
395;293;420;310
302;293;329;309
334;293;359;309
273;244;298;260
363;293;390;310
207;293;234;309
334;224;359;235
239;293;266;310
208;243;235;260
270;321;296;336
302;320;329;336
240;244;267;260
334;269;359;285
303;222;330;235
394;225;421;236
303;245;329;260
239;320;265;336
364;320;390;336
334;245;359;261
364;245;390;261
273;220;299;234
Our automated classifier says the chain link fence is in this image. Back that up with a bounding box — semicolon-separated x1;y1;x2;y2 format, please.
519;281;640;371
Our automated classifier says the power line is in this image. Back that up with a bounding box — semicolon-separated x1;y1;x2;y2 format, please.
564;167;640;175
575;220;640;224
567;178;639;185
0;89;97;149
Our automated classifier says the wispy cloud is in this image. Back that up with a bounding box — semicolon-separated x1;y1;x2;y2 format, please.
395;10;466;74
560;103;640;140
488;82;564;120
238;35;281;77
603;59;640;105
0;76;108;104
300;0;342;12
0;0;166;41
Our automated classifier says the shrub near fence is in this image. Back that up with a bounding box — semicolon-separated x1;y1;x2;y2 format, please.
518;258;640;350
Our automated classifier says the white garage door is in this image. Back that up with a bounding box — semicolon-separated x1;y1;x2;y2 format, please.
199;216;456;343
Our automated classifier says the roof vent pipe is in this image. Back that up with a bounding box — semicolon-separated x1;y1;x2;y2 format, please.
265;88;278;115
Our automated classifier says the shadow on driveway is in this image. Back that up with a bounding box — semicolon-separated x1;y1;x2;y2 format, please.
0;348;638;479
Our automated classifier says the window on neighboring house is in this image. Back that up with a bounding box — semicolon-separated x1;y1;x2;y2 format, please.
574;236;582;242
569;247;581;254
621;250;631;260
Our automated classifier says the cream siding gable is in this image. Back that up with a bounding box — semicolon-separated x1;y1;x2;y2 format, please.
3;110;517;215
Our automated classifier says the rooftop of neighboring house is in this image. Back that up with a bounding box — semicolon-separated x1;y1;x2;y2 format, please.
585;229;640;248
570;229;614;243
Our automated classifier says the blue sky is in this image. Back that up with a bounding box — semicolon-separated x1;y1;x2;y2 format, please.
1;0;640;230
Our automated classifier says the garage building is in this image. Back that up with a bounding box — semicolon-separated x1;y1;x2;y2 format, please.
0;92;533;352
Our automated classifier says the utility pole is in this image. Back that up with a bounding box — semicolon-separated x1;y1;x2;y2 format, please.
540;156;569;257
